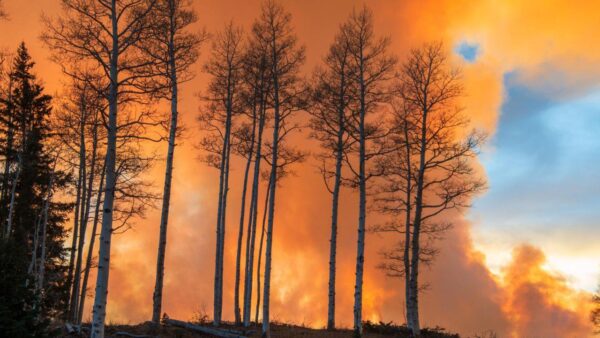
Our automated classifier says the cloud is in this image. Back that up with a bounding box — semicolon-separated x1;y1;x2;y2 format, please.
502;245;594;338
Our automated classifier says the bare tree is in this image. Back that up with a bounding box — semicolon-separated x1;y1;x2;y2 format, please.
42;0;160;335
253;142;304;325
307;25;354;330
250;1;306;336
231;71;264;325
141;0;204;324
373;100;416;328
340;6;396;335
395;42;486;335
77;159;106;324
254;172;271;324
53;75;105;322
241;40;270;327
198;22;245;326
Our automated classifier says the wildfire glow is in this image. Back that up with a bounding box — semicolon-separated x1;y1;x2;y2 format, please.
0;0;597;336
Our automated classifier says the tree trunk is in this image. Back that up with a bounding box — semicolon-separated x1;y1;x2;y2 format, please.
262;63;281;337
353;72;366;337
71;104;90;321
90;5;119;335
66;158;82;313
403;116;412;330
327;72;346;330
255;173;271;323
152;20;179;324
1;77;14;235
78;159;106;324
28;212;41;277
243;100;266;327
74;115;100;323
408;105;428;337
214;148;225;326
37;155;59;299
5;153;22;238
234;110;256;325
214;75;233;326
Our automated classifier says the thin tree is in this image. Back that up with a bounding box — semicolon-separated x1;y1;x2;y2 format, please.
251;1;306;335
397;42;486;335
231;118;256;325
42;1;160;335
143;0;203;324
198;22;245;326
340;7;396;335
77;159;106;324
240;34;272;328
254;173;271;323
53;75;105;322
307;26;354;330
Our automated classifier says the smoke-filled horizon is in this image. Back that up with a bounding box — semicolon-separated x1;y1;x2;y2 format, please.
1;1;598;337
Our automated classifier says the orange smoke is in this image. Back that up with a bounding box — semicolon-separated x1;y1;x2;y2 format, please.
502;245;594;338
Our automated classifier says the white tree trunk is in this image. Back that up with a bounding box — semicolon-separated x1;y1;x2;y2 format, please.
327;85;346;330
407;107;428;337
66;158;83;311
152;21;179;324
243;103;266;327
78;160;106;324
71;104;91;321
234;111;256;324
5;154;22;238
255;173;271;323
90;5;119;335
353;75;367;337
262;68;281;337
403;117;412;330
214;88;233;326
1;76;14;238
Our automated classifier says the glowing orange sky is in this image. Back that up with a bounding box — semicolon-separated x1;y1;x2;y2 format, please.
1;1;599;336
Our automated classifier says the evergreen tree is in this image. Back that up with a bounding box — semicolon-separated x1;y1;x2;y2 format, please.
0;42;71;336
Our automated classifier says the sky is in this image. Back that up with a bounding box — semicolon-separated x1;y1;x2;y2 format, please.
471;71;600;292
0;0;599;337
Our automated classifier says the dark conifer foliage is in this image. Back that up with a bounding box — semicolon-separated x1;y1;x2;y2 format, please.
0;42;71;336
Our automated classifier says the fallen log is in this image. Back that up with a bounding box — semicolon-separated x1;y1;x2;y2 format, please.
65;323;76;334
163;318;248;338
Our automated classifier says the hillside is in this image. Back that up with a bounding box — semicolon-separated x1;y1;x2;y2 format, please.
61;321;460;338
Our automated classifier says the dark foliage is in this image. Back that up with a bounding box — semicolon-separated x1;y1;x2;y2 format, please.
363;320;459;338
0;42;71;336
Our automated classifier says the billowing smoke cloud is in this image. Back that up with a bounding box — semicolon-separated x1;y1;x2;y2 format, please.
502;245;594;338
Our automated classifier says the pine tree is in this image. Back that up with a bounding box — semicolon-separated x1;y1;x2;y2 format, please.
0;42;71;336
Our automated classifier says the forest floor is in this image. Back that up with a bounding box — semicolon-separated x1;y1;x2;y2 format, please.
61;320;460;338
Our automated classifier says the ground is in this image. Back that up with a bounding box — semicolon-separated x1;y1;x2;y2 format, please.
60;320;460;337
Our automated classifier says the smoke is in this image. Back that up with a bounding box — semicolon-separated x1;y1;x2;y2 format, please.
502;245;594;338
85;0;598;336
1;0;597;335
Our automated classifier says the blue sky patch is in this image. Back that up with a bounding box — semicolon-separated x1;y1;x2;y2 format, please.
456;42;480;63
471;71;600;246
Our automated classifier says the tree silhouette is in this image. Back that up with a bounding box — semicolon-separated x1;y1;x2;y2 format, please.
0;42;71;336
